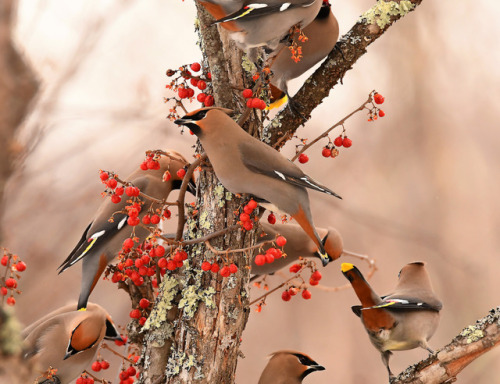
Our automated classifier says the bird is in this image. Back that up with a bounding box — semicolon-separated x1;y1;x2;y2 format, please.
258;350;325;384
341;262;442;380
22;302;121;384
198;0;323;54
174;107;341;265
251;221;343;276
58;150;195;310
268;0;339;109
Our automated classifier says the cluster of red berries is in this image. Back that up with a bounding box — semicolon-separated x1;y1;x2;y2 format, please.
281;286;312;301
280;264;322;301
201;261;238;277
254;236;287;266
242;88;267;110
118;365;138;383
129;298;151;326
238;199;258;231
166;62;214;108
368;92;385;121
75;374;94;384
91;359;110;372
1;251;26;306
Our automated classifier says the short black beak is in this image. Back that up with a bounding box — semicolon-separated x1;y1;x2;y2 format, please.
174;118;190;126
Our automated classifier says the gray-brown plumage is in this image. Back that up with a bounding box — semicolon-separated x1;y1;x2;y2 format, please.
199;0;323;53
258;350;325;384
174;107;341;265
251;221;343;276
22;302;120;384
58;150;195;310
341;262;442;380
268;0;339;108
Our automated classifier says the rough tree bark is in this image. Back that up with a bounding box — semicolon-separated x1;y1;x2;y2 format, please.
0;0;38;241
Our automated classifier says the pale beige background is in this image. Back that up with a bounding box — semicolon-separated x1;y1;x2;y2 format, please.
3;0;500;383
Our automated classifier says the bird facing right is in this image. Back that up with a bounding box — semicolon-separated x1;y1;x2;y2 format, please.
258;350;325;384
341;262;442;380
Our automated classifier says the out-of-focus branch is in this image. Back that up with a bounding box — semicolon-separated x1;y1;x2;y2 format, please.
393;307;500;384
266;0;423;147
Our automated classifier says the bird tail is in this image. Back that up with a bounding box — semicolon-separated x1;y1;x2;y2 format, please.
293;206;330;266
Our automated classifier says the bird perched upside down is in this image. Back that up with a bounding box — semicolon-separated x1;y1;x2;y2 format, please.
198;0;323;56
258;350;325;384
251;221;343;276
174;107;341;266
22;302;122;384
341;262;442;380
58;150;195;310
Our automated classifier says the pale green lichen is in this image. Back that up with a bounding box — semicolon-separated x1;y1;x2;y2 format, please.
199;210;212;230
142;276;179;331
242;54;257;74
0;308;23;355
225;191;233;201
361;0;415;29
179;285;216;319
166;347;204;379
460;325;485;344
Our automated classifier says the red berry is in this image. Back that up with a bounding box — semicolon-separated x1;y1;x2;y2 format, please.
281;290;292;301
123;238;134;250
91;361;102;372
276;236;287;247
127;367;137;377
374;93;385;104
100;360;110;370
107;178;118;189
207;72;212;79
166;260;176;271
273;249;283;259
302;289;312;300
257;99;267;110
127;216;140;226
111;271;123;283
141;255;151;265
229;263;238;274
322;147;331;157
204;95;214;106
163;209;171;219
239;213;250;222
163;171;172;182
115;335;127;346
100;172;109;181
246;98;253;108
157;258;167;269
140;161;148;170
142;215;151;225
288;288;298;296
220;266;230;277
201;261;212;271
333;135;343;147
130;309;141;319
190;62;201;72
139;317;147;326
242;88;253;98
6;297;15;306
289;264;302;273
0;256;8;266
197;93;207;103
309;278;319;286
115;187;124;196
0;287;7;295
311;270;322;281
378;109;385;117
150;214;161;225
111;194;121;204
119;371;129;380
211;263;220;273
243;205;253;214
76;378;85;384
298;154;309;164
14;261;26;272
190;78;198;87
243;221;253;231
154;245;165;257
186;88;195;98
197;80;207;90
5;278;17;289
178;87;188;99
267;212;276;224
251;98;262;109
342;137;352;148
176;168;186;178
265;254;274;264
247;199;258;210
135;259;144;269
254;254;265;266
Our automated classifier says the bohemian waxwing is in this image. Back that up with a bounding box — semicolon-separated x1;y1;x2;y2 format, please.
268;0;339;109
58;150;195;310
258;350;325;384
341;262;442;380
198;0;323;53
251;221;343;276
174;107;341;265
23;302;120;384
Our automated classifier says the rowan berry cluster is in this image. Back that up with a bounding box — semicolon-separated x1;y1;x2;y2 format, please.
0;249;26;306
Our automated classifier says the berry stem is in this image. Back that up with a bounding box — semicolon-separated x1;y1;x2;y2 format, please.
100;343;136;364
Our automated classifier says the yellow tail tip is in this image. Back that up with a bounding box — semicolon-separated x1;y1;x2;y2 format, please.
341;263;354;272
266;94;288;110
78;307;87;311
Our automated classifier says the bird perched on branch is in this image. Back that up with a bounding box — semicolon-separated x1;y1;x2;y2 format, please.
22;302;122;384
58;150;195;311
251;221;343;276
341;262;442;380
268;0;339;109
174;107;341;266
198;0;323;55
258;350;325;384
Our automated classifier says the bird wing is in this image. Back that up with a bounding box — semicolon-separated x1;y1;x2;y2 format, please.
351;305;362;317
239;141;341;198
214;1;317;23
365;297;442;312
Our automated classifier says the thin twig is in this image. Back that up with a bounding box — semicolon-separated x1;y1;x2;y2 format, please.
204;237;276;255
100;343;135;364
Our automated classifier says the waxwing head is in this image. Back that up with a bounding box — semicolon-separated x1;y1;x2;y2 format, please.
321;227;343;263
341;262;364;283
396;261;434;290
64;315;106;360
262;350;325;382
174;107;234;137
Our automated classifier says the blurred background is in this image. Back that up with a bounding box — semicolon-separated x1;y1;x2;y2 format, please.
2;0;499;382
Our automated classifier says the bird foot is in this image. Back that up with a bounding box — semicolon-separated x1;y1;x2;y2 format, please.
286;96;308;124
